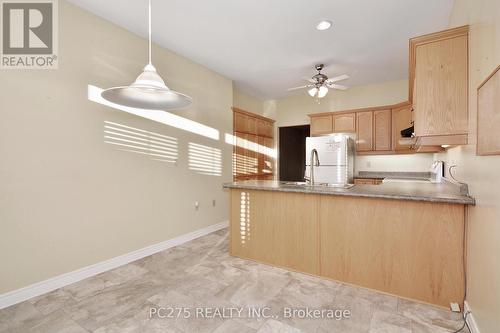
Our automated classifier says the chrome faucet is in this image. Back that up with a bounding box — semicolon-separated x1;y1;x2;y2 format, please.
306;149;320;185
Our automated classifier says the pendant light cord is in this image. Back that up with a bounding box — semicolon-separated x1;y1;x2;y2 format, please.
148;0;152;65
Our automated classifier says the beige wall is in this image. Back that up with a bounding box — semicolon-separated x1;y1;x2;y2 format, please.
275;79;408;127
233;89;263;115
436;0;500;331
274;79;434;173
0;1;233;294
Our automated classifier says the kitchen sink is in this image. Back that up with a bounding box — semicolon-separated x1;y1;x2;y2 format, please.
282;181;354;189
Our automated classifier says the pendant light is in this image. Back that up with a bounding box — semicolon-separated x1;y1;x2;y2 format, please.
101;0;192;110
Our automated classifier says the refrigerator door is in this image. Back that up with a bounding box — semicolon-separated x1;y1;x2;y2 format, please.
306;135;349;166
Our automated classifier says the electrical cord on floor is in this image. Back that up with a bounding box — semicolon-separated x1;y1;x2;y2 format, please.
452;205;472;333
452;311;471;333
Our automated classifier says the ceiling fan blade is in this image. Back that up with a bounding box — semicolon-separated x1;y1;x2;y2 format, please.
300;77;316;84
326;74;350;83
287;85;313;91
328;83;349;90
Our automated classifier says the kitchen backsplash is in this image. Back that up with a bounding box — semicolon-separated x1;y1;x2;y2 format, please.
355;154;434;174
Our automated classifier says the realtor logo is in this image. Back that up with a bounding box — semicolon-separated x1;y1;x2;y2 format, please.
1;0;58;69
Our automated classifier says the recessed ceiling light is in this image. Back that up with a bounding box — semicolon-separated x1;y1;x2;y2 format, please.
316;20;332;31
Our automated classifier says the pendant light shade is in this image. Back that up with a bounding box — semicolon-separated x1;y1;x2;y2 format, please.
101;0;192;110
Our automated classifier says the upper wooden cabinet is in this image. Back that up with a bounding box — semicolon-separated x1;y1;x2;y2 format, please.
333;113;356;133
374;109;392;151
356;111;373;151
310;115;333;136
409;26;469;145
232;107;275;180
392;104;413;152
257;119;273;138
310;106;398;154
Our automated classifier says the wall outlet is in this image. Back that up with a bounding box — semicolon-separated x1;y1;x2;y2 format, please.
450;302;461;313
194;201;199;210
366;161;371;168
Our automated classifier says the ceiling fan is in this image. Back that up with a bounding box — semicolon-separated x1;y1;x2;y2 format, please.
288;64;349;98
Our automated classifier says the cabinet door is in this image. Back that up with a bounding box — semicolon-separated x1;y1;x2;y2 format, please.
413;35;468;136
258;137;274;176
233;132;247;179
246;134;258;176
257;119;274;137
374;110;392;151
310;115;333;135
356;111;373;151
234;112;247;133
246;116;257;135
392;105;413;151
354;178;375;185
234;111;258;134
333;113;356;133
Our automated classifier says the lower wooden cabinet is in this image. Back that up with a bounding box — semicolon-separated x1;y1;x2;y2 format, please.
353;178;383;185
319;195;465;307
229;189;466;307
230;190;319;275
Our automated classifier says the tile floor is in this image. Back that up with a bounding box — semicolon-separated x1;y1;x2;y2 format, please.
0;229;469;332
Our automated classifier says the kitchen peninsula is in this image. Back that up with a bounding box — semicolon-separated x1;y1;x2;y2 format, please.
223;180;475;308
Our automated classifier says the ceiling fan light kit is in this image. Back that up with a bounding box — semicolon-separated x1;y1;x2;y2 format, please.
101;0;192;110
288;64;349;99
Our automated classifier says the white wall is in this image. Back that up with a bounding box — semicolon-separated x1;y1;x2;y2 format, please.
356;154;433;173
0;1;233;294
274;79;434;173
436;0;500;331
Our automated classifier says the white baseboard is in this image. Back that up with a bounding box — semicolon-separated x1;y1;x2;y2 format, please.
464;301;481;333
0;221;228;310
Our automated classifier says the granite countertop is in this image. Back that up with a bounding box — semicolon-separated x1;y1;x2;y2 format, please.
354;171;432;180
223;180;475;205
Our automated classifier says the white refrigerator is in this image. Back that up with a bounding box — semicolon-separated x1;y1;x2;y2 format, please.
305;135;355;185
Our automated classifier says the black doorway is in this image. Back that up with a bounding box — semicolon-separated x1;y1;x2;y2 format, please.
279;125;310;181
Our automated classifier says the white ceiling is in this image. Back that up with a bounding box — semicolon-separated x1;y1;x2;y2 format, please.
67;0;454;100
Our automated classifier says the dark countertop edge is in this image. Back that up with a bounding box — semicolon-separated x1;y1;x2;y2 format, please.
222;183;476;206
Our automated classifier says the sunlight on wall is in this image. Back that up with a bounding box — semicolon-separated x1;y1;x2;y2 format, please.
88;85;219;140
104;121;178;163
188;142;222;176
240;191;251;245
225;133;276;158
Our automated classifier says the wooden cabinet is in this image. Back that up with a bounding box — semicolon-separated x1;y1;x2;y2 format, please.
257;136;274;176
229;188;466;307
333;113;356;133
230;190;320;275
310;106;401;154
232;108;275;181
356;112;373;151
410;26;469;145
310;115;333;136
310;112;356;136
354;178;382;185
392;104;413;152
257;119;273;138
234;111;247;133
374;109;392;151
